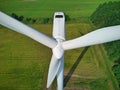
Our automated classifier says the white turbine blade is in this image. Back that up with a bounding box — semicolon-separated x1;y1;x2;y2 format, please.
47;55;61;88
57;55;64;90
63;25;120;50
0;11;57;48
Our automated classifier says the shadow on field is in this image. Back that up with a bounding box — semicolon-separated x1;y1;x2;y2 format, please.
64;46;90;88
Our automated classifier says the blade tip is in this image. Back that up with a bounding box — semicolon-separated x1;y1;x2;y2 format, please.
46;82;50;88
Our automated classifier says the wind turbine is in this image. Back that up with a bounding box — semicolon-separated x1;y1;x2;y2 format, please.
0;11;120;90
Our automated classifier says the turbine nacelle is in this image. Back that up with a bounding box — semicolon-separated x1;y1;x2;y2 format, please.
53;12;65;40
52;12;65;59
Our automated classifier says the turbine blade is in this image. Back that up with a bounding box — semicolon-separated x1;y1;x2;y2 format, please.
57;56;64;90
47;55;61;88
0;11;57;48
63;25;120;50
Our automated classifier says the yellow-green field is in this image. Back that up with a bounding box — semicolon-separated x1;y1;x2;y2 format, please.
0;24;119;90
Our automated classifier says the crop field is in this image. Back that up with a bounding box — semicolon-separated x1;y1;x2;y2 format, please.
0;0;119;90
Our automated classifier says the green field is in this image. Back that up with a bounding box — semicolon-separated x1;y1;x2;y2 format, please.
0;24;119;90
0;0;119;18
0;0;119;90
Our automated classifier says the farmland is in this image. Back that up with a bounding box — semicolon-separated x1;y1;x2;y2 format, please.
0;0;120;90
0;0;119;18
0;24;119;90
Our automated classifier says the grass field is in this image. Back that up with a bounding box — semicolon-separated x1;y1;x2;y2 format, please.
0;0;119;18
0;0;119;90
0;24;119;90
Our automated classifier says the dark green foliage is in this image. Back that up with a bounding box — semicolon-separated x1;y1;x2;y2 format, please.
90;79;108;90
26;18;32;22
11;12;71;24
90;1;120;88
65;14;71;21
11;13;19;20
90;1;120;27
11;13;52;24
18;16;24;21
11;13;24;22
112;65;120;86
32;19;37;23
104;40;120;63
26;18;38;24
40;18;50;24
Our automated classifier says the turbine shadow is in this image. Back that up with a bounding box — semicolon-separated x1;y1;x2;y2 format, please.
64;46;89;88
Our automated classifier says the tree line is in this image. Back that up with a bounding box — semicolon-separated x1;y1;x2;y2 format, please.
90;1;120;88
11;13;52;24
11;13;71;24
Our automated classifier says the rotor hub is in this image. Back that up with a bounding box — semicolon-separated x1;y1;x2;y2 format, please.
52;40;64;59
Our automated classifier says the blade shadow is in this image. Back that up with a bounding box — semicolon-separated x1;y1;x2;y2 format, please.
64;46;89;88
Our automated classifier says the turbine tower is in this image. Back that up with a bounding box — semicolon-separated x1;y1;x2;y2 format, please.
0;11;120;90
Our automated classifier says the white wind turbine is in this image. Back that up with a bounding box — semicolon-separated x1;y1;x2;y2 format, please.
0;11;120;90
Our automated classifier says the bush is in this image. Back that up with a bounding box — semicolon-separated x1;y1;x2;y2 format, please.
11;13;24;22
40;18;49;24
65;14;70;21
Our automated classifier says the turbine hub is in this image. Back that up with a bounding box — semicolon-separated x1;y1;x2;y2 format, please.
52;40;64;59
